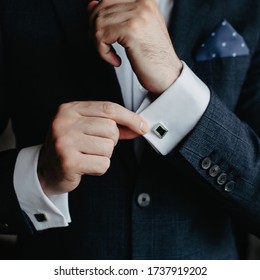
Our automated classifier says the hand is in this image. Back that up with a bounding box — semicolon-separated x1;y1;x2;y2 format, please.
88;0;183;95
37;101;148;195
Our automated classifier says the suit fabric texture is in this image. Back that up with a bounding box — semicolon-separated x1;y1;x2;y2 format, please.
0;0;260;259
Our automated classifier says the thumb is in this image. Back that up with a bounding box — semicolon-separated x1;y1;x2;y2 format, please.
119;127;140;140
119;123;148;140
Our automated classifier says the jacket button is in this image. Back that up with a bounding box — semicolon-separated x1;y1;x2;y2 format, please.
217;173;227;185
201;157;212;170
137;193;151;207
0;223;9;231
209;165;221;177
224;181;236;192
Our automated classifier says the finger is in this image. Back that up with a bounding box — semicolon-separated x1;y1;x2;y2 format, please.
97;42;121;67
87;0;100;13
87;0;101;39
78;153;111;176
77;101;148;135
87;0;133;66
78;117;119;146
118;126;141;140
77;135;115;158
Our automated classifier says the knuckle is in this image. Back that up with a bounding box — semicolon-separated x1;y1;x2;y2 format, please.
126;2;152;32
131;113;141;127
54;136;72;157
142;0;154;13
106;139;115;156
97;158;111;175
51;117;61;133
102;101;117;117
55;135;68;149
106;119;119;145
93;11;106;40
51;116;68;134
55;147;78;173
57;101;77;113
53;102;79;132
61;157;76;173
95;28;103;43
107;119;118;134
125;19;139;36
57;102;69;113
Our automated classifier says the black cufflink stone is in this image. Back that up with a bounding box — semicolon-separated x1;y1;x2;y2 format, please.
34;213;47;222
152;122;168;139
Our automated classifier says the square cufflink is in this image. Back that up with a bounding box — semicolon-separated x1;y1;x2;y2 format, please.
152;122;168;139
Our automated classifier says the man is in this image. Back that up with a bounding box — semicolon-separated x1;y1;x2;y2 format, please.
0;0;259;259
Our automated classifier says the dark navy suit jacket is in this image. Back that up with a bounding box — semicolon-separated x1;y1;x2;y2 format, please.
0;0;260;259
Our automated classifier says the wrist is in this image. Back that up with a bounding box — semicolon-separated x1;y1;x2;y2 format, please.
153;59;183;96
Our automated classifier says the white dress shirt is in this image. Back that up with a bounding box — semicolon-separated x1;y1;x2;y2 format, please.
13;0;210;230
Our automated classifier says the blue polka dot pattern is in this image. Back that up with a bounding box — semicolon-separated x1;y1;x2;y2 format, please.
195;19;250;61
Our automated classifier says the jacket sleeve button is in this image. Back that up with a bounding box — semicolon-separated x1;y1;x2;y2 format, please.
209;165;221;177
217;173;227;185
201;157;212;170
224;181;236;192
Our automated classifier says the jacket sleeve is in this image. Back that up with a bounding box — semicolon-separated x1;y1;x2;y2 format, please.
178;40;260;237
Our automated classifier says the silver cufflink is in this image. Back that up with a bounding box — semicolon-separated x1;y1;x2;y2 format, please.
152;122;168;139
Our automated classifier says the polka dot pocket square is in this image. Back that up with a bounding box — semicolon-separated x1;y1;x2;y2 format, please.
195;19;250;61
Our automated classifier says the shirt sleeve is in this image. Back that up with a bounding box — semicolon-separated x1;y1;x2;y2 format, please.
13;145;71;231
138;61;210;155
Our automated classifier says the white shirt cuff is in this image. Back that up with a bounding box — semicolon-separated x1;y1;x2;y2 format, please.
13;145;71;231
138;61;210;155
